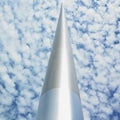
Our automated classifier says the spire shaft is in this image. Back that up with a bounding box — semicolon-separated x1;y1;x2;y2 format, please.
36;4;84;120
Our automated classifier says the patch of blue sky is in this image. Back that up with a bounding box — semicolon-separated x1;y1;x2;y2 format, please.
76;43;85;49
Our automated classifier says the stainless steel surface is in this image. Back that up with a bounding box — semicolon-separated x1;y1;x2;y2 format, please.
42;3;79;95
37;3;84;120
37;88;84;120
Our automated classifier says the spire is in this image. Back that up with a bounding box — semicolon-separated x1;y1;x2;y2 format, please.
41;2;79;95
36;3;84;120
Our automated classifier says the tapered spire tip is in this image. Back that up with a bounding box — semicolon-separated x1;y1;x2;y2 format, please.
36;2;84;119
60;2;64;13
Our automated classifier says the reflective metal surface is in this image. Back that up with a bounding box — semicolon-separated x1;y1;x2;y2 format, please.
37;3;84;120
37;88;84;120
42;3;79;95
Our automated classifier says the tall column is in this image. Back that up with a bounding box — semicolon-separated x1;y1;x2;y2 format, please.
36;3;84;120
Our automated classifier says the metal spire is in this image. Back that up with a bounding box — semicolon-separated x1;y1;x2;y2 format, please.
36;3;84;120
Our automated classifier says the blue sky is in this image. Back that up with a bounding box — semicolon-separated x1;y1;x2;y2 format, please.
0;0;120;120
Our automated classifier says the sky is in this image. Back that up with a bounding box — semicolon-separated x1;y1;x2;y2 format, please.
0;0;120;120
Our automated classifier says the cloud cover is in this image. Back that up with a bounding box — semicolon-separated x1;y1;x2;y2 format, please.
0;0;120;120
